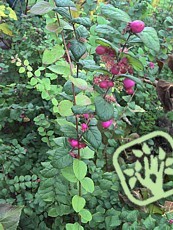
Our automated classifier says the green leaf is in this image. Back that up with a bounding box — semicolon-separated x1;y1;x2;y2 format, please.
79;209;92;223
147;204;163;215
55;0;75;7
16;61;21;66
48;60;71;77
167;111;173;121
66;222;84;230
96;38;119;53
101;4;131;22
81;177;94;193
34;69;41;77
30;78;38;86
129;104;145;113
63;80;81;95
80;147;95;159
0;223;4;230
0;204;23;230
73;159;87;180
84;126;102;150
42;45;64;65
50;147;73;169
19;67;25;73
95;96;114;121
76;94;91;106
72;105;95;115
69;76;88;90
61;166;78;183
72;195;86;213
53;7;71;21
58;100;73;116
126;210;139;222
95;25;119;35
92;212;104;223
121;53;144;71
52;98;58;106
76;25;89;39
138;27;160;52
72;17;91;27
70;40;87;61
54;137;66;147
30;1;54;15
41;91;50;100
24;60;29;66
46;22;63;33
105;215;122;229
60;125;77;138
143;215;156;229
27;71;33;78
48;204;71;217
79;60;102;71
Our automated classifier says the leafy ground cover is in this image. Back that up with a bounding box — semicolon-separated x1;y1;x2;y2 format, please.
1;0;173;229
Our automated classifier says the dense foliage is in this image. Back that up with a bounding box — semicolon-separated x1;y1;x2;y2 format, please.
1;0;173;229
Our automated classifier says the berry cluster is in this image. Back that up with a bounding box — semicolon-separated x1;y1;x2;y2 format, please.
93;74;114;89
67;112;115;159
68;114;90;157
95;45;134;77
111;57;133;75
68;138;86;149
95;45;135;95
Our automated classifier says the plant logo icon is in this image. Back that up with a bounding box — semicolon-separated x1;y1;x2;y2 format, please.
113;131;173;206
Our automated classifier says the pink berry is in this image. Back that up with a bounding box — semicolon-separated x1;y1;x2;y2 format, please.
111;66;119;75
83;113;89;119
67;43;71;49
81;123;88;132
149;62;155;69
120;68;127;74
128;67;134;74
107;81;114;87
95;46;107;55
130;20;145;33
101;119;113;128
78;143;87;149
123;78;135;89
68;139;79;148
99;81;109;89
107;48;116;57
120;57;128;65
168;219;173;224
126;88;134;95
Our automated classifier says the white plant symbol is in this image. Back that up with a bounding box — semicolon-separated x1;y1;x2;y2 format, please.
123;143;173;196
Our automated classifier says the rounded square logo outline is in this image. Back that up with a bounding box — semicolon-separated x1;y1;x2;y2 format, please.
113;131;173;206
